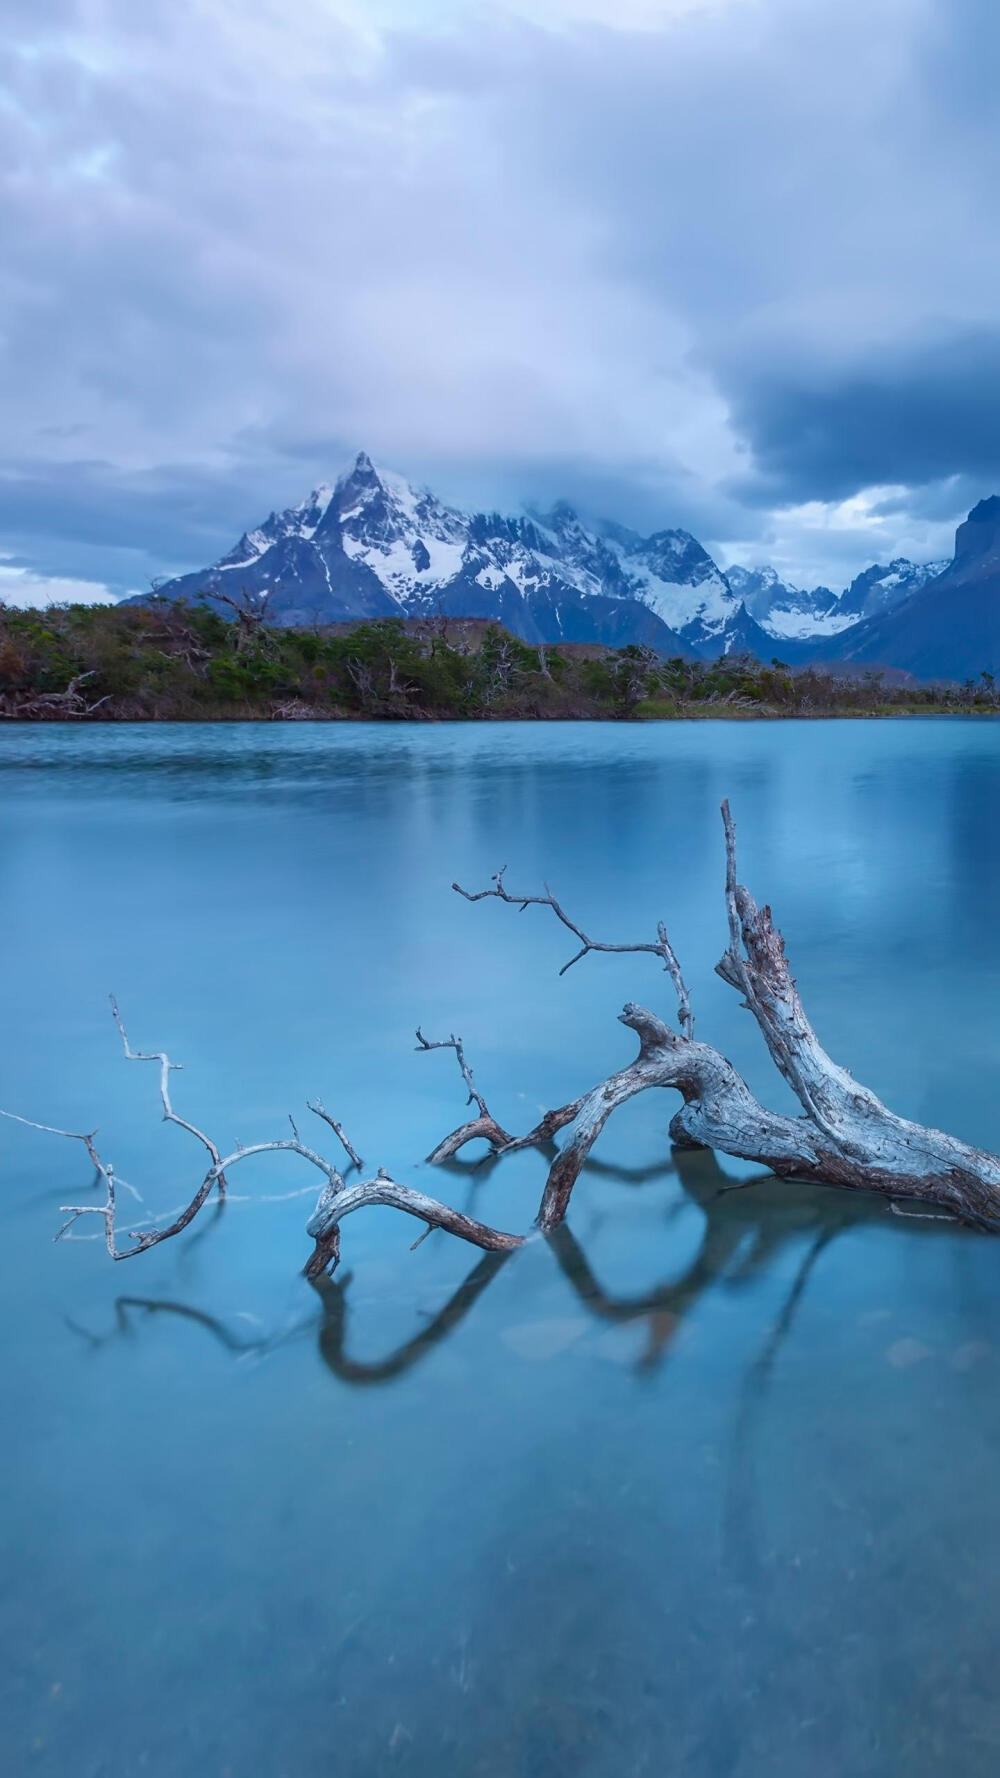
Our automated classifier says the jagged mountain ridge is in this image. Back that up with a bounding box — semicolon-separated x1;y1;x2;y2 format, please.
723;558;949;644
724;566;843;642
147;452;943;660
148;453;772;657
823;498;1000;679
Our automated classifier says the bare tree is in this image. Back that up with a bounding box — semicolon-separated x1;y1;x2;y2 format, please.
613;643;657;711
481;635;519;704
6;801;1000;1290
211;586;275;652
0;670;112;721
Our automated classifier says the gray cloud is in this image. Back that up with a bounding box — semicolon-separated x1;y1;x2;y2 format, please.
3;0;1000;596
723;329;1000;506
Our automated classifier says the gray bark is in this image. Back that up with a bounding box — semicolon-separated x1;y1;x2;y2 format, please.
10;800;1000;1286
432;801;1000;1234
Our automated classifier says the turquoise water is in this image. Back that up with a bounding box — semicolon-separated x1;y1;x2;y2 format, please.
3;719;1000;1776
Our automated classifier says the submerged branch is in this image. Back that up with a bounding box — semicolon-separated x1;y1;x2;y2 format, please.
8;798;1000;1289
304;1169;525;1280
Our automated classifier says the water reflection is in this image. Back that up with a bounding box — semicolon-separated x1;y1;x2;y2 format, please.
9;721;1000;1778
65;1145;891;1386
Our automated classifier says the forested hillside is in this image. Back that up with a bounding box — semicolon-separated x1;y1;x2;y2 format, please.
1;603;995;720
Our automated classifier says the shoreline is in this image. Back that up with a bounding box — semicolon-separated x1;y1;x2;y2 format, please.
2;706;994;726
3;608;992;723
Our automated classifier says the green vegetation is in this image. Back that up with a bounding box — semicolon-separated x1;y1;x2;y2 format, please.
0;600;995;720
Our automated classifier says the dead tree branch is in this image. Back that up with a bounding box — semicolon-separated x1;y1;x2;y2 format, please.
441;805;1000;1233
212;587;275;652
452;867;694;1036
416;1026;585;1164
305;1099;364;1170
110;995;229;1197
303;1169;524;1280
3;1002;375;1263
0;670;112;721
415;1027;514;1158
9;800;1000;1290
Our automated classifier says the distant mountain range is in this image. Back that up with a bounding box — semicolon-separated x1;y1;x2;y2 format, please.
817;497;1000;680
144;453;1000;679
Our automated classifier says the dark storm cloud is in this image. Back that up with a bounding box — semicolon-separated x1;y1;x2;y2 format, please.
3;0;1000;595
723;329;1000;507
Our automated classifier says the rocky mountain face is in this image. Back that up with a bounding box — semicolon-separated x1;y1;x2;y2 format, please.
836;558;949;622
146;451;961;670
823;499;1000;680
724;566;843;642
722;558;950;646
146;453;772;658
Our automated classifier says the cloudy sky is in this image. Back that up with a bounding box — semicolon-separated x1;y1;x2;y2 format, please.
3;0;1000;605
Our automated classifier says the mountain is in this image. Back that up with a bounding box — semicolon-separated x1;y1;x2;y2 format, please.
724;566;845;642
723;558;950;648
144;450;957;668
823;500;1000;679
145;453;769;657
836;558;949;622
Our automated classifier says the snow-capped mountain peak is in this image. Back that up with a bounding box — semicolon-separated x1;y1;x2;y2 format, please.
724;564;847;640
837;557;949;620
325;454;469;602
215;483;335;575
603;525;737;638
145;454;946;661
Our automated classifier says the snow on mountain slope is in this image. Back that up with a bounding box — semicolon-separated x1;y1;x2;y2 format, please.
836;558;949;622
725;558;946;643
724;565;846;640
761;605;856;641
818;503;1000;679
146;454;724;650
333;455;469;602
215;483;335;572
143;452;946;660
601;524;737;644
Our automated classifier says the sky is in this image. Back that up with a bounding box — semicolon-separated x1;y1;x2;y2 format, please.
3;0;1000;605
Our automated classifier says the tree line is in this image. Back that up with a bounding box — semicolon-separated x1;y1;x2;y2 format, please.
1;600;997;719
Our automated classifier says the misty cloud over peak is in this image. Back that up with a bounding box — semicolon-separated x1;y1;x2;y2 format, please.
3;0;1000;599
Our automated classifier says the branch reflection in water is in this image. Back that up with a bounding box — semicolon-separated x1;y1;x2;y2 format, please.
66;1143;904;1385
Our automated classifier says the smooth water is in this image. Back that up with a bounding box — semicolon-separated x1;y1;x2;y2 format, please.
4;720;1000;1777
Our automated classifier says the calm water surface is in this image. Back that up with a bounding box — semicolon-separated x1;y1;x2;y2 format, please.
4;720;1000;1777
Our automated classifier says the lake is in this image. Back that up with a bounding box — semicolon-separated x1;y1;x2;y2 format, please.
3;718;1000;1777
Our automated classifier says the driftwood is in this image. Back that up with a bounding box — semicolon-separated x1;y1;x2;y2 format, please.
6;800;1000;1286
62;1148;866;1384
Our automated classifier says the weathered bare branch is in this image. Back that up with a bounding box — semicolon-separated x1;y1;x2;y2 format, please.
304;1168;525;1279
416;1026;515;1158
415;1025;587;1166
110;995;229;1196
3;1023;520;1277
451;867;694;1036
212;586;275;651
305;1099;363;1170
3;1011;359;1263
0;1111;122;1254
0;669;112;721
11;797;1000;1295
442;802;1000;1235
711;801;1000;1220
415;1027;492;1120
